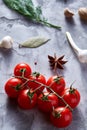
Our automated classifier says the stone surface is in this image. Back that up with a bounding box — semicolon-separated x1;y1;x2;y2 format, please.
0;0;87;130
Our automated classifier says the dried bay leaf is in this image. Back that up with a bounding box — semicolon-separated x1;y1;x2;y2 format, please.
19;37;50;48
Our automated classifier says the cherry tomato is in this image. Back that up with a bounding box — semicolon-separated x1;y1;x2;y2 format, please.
5;78;23;98
37;92;59;113
18;89;37;109
60;87;80;109
46;76;65;95
28;72;46;95
50;107;72;128
14;63;32;78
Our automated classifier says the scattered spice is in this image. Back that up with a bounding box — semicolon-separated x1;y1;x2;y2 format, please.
48;53;67;71
78;8;87;21
64;8;74;18
34;62;37;65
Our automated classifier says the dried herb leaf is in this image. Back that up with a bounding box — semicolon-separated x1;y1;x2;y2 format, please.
19;37;50;48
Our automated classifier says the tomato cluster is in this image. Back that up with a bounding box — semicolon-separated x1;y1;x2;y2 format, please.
4;63;81;128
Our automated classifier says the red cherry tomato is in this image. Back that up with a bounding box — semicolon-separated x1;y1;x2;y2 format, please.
60;87;80;109
28;72;46;95
14;63;32;78
46;76;65;95
18;89;37;109
50;107;72;128
37;92;59;113
5;78;23;98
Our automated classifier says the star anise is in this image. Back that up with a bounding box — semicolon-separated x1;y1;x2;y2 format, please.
48;53;67;70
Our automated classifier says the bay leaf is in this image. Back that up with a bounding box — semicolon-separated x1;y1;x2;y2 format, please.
19;37;50;48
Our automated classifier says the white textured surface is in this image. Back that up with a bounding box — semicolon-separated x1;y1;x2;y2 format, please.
0;0;87;130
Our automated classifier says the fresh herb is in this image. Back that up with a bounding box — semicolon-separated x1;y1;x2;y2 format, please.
19;36;50;48
3;0;61;29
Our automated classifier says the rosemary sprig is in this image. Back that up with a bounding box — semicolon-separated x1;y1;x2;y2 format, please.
3;0;61;29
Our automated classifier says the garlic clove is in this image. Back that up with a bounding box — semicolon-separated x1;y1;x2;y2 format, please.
78;50;87;63
66;32;81;54
78;8;87;20
0;36;13;49
64;8;74;18
66;32;87;63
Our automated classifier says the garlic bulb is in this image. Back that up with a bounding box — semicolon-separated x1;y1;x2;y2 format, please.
0;36;13;49
66;32;87;63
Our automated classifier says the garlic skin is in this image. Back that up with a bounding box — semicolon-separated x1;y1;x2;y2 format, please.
0;36;13;49
64;8;74;18
66;32;87;63
78;8;87;20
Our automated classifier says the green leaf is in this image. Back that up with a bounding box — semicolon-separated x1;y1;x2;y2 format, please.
40;19;61;29
19;36;50;48
36;6;42;15
3;0;36;18
3;0;61;29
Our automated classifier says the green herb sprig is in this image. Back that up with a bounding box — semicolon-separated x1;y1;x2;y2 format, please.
3;0;61;29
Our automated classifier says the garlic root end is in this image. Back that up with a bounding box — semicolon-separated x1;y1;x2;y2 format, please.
66;32;81;55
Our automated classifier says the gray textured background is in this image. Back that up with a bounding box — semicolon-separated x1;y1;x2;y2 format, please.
0;0;87;130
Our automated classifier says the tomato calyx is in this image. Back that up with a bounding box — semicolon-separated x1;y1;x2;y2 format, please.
13;84;22;91
69;86;76;94
53;76;63;84
20;68;26;74
32;72;40;78
42;92;52;101
27;90;34;99
20;68;26;77
52;110;61;118
42;95;48;101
